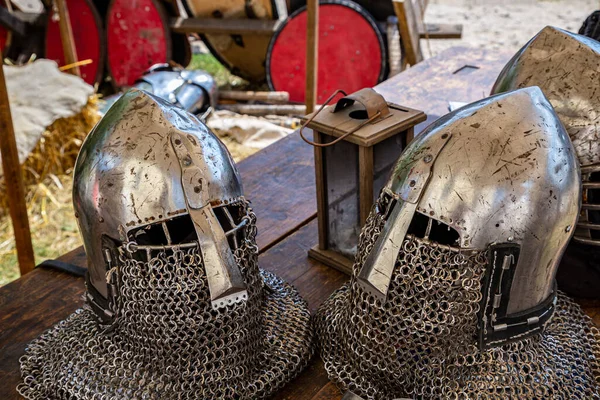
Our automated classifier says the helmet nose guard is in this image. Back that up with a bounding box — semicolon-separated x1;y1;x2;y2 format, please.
170;131;248;308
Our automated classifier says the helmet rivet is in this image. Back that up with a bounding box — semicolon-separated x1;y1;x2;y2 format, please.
441;133;449;139
183;155;192;166
409;180;416;187
565;225;572;232
174;138;182;145
98;216;104;223
424;154;433;163
194;186;201;193
508;236;514;242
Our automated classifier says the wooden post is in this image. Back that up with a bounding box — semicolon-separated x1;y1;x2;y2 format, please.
55;0;80;77
358;146;373;225
313;131;327;249
393;0;423;66
305;0;318;114
0;58;35;275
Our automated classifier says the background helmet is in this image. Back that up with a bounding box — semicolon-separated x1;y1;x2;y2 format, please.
136;63;218;113
492;26;600;249
99;64;217;117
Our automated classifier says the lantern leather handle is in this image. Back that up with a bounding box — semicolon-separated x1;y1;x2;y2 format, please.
299;89;383;148
333;88;390;119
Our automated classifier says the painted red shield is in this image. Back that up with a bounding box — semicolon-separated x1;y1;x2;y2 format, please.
0;27;7;54
45;0;104;85
267;1;386;104
0;1;9;53
106;0;171;88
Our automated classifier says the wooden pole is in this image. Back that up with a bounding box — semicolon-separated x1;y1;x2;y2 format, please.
305;0;318;114
0;58;35;275
55;0;80;77
219;103;306;116
393;0;423;66
219;90;290;104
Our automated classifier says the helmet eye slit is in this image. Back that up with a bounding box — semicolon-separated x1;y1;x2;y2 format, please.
376;192;396;219
162;222;172;245
128;215;197;246
126;204;249;252
407;212;460;247
213;204;248;250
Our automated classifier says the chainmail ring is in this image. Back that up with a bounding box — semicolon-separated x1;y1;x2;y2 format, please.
316;206;600;399
19;203;314;399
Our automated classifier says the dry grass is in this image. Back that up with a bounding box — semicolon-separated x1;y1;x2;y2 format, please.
0;96;100;214
0;175;81;285
0;99;100;286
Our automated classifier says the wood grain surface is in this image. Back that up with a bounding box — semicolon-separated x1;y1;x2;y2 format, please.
240;131;317;253
375;46;512;133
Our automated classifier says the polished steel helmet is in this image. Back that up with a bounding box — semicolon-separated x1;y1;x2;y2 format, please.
18;89;314;399
74;89;246;320
316;88;600;399
492;26;600;247
359;86;580;329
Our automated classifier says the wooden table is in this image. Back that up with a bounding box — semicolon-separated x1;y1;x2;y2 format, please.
1;47;599;399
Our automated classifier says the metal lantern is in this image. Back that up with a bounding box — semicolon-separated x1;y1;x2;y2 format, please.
301;88;426;273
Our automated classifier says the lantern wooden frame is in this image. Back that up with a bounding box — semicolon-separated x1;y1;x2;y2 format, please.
303;89;426;274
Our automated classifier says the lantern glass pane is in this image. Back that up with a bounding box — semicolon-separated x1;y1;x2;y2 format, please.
323;136;359;259
373;134;405;201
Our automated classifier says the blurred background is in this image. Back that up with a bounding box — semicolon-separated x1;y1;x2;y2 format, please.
0;0;597;285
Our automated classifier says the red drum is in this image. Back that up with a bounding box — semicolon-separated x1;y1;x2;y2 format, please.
0;26;8;54
106;0;171;88
45;0;104;85
266;0;386;104
0;26;8;53
0;1;8;53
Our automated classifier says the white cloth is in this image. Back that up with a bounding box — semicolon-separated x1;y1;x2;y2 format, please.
2;60;94;174
206;110;292;149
